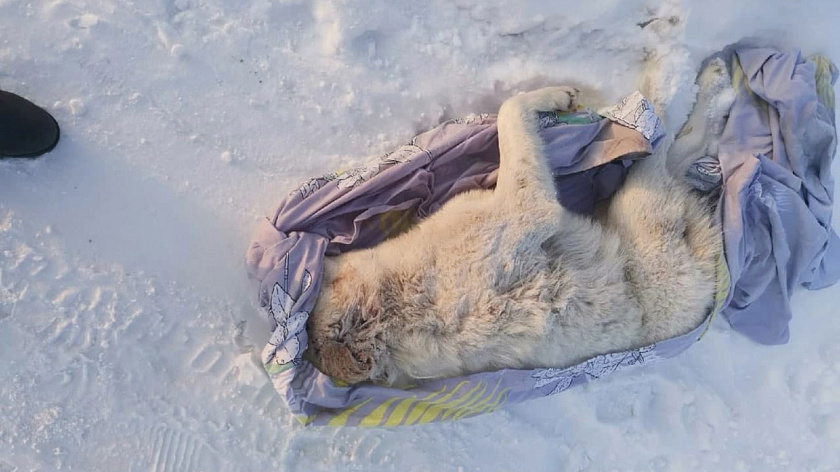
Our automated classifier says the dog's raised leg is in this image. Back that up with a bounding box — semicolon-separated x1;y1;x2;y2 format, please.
495;87;578;208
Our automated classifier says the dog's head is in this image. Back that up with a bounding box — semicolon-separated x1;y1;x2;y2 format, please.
307;256;389;384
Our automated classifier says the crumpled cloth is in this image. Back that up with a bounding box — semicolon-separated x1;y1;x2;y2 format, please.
717;48;840;344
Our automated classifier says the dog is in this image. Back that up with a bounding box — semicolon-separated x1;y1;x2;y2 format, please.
305;59;733;386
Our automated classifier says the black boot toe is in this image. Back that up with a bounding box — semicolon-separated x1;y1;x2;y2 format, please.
0;90;60;159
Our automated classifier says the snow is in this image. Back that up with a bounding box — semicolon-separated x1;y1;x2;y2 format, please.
1;0;840;470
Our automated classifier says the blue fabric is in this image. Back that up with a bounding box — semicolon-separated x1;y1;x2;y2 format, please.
718;48;840;344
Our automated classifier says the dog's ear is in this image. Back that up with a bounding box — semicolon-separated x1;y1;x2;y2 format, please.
319;339;374;384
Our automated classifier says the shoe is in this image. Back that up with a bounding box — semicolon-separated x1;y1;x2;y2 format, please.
0;90;60;158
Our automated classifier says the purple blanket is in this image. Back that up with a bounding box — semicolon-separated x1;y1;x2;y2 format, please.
718;48;840;344
245;48;838;426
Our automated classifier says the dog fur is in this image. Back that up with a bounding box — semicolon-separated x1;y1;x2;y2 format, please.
306;59;733;386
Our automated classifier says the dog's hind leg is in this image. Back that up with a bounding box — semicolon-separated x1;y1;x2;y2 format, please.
667;57;735;180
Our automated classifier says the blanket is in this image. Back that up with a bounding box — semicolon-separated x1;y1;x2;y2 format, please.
718;48;840;344
245;47;837;426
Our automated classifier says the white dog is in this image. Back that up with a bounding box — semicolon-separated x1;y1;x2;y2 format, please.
306;59;733;386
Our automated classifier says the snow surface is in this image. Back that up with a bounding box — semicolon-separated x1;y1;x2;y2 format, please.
2;0;840;470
